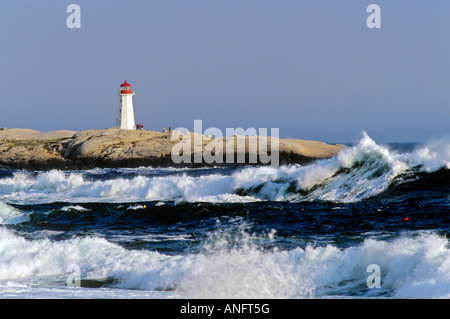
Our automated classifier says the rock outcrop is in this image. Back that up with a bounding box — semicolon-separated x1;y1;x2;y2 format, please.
0;128;345;170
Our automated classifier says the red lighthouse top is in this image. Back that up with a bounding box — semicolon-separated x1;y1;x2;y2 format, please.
120;80;132;94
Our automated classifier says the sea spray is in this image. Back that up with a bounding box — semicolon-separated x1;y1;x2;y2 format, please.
0;132;448;299
0;132;448;204
0;222;449;298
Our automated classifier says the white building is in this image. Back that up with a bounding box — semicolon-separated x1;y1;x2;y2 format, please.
118;80;136;130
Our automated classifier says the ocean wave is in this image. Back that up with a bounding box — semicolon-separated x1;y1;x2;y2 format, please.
0;132;448;204
0;202;30;225
0;226;449;298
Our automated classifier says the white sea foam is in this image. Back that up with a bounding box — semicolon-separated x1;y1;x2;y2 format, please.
0;132;448;204
0;202;29;225
0;227;449;298
61;205;89;212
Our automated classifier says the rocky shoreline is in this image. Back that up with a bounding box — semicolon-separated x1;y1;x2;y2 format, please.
0;128;345;170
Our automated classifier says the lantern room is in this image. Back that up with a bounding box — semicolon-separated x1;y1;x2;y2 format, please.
120;80;132;94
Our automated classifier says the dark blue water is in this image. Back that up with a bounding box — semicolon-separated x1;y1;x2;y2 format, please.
0;135;449;298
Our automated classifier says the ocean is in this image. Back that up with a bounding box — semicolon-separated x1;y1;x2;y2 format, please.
0;132;449;299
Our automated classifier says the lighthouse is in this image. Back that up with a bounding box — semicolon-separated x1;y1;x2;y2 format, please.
118;80;136;130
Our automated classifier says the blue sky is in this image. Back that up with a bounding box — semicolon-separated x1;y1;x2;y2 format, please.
0;1;449;143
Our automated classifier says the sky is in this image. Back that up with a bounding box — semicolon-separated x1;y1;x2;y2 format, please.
0;1;449;143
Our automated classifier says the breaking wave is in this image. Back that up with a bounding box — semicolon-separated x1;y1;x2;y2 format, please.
0;225;449;298
0;132;448;204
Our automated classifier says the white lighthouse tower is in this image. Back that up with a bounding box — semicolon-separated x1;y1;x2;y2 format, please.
118;80;136;130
